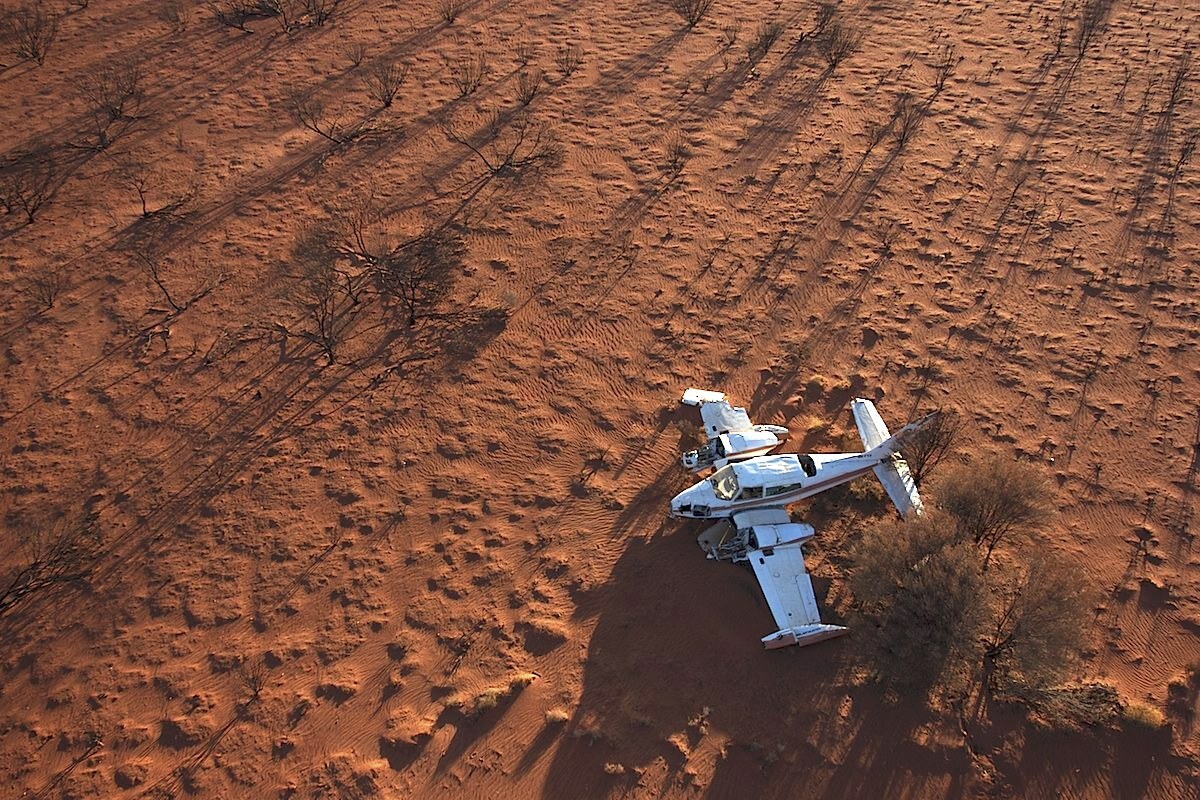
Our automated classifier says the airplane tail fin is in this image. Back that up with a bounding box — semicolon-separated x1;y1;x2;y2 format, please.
761;623;848;649
851;399;939;518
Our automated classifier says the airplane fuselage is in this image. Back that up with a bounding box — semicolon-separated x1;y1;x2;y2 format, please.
669;450;889;519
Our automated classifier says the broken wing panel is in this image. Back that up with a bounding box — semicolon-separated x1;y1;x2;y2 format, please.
748;543;821;631
699;401;754;438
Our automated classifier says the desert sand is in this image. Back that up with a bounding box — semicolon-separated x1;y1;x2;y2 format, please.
1;0;1199;797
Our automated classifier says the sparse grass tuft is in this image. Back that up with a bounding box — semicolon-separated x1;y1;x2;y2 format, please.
545;708;569;724
1123;702;1167;729
603;762;626;775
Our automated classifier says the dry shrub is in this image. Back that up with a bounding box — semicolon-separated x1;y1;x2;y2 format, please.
447;51;489;97
746;20;782;65
901;408;963;486
437;0;465;24
817;20;861;69
0;152;59;224
936;456;1054;567
364;60;409;108
3;1;59;65
983;549;1089;691
850;511;987;691
666;0;712;28
515;69;542;106
1123;703;1167;730
0;514;102;618
554;43;582;79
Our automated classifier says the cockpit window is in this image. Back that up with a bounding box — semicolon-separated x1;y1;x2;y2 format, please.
710;465;739;500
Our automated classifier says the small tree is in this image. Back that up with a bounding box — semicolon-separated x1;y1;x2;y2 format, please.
364;59;409;109
982;549;1089;693
286;89;345;143
901;408;963;487
302;0;340;25
554;43;582;79
0;516;101;618
437;0;465;24
4;1;60;65
850;511;987;692
746;20;783;65
666;0;713;29
442;115;562;178
0;153;59;224
515;69;542;106
817;20;860;69
79;60;143;148
22;267;68;309
292;224;357;363
447;51;489;97
936;457;1054;568
372;229;464;327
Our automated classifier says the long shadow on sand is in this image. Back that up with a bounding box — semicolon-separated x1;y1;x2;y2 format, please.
535;473;971;798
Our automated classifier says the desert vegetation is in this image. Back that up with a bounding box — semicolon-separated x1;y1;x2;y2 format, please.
0;0;1197;797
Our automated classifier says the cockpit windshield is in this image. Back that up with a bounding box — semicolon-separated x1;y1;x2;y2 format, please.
709;465;739;500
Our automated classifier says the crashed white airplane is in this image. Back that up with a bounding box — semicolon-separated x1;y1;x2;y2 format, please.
671;389;936;649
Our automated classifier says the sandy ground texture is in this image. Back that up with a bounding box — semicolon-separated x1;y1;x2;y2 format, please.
2;0;1200;797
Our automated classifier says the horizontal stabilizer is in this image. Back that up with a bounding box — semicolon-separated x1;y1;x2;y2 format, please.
851;398;891;450
762;624;848;649
874;457;923;518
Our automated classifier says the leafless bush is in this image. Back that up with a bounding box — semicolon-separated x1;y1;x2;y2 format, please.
156;0;191;32
79;60;143;123
515;69;542;106
901;408;962;487
936;456;1055;568
514;41;536;67
302;0;340;25
850;511;987;691
364;60;409;108
447;51;489;97
667;0;712;29
931;43;959;96
209;0;251;31
891;91;925;149
718;23;739;51
746;20;783;65
437;0;465;24
4;1;60;65
812;1;836;36
818;20;861;69
0;514;101;618
116;157;160;217
371;228;465;326
22;267;68;309
1073;0;1109;63
286;89;345;143
442;114;562;178
0;153;59;224
983;549;1089;692
661;136;691;177
292;224;358;363
341;42;366;68
554;43;582;79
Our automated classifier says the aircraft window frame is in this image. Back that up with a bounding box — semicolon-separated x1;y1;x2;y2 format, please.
739;486;764;500
764;483;803;497
710;466;740;500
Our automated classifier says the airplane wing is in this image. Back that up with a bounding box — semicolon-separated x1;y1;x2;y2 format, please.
681;388;754;439
749;544;821;630
748;540;847;649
